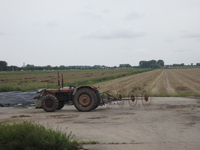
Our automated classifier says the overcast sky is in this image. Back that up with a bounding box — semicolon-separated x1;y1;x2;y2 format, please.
0;0;199;67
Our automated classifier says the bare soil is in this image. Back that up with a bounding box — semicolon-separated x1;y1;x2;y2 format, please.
95;68;200;95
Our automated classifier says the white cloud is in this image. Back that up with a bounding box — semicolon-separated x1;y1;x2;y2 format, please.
0;32;5;35
119;49;127;54
46;21;59;27
82;27;145;39
136;48;149;53
78;12;102;19
179;30;200;39
174;49;188;53
102;9;110;13
124;11;144;20
164;38;174;43
183;33;200;38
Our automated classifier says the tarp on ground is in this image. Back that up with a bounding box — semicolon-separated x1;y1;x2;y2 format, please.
0;91;37;107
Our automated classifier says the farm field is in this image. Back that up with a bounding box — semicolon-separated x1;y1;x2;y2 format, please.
0;69;152;92
95;68;200;96
0;68;199;97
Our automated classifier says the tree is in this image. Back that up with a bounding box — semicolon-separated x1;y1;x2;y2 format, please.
150;60;157;65
0;61;8;71
59;65;66;70
173;63;184;67
139;61;146;68
93;65;101;69
46;65;52;70
7;65;19;71
119;64;131;68
157;60;164;67
139;59;164;68
25;64;35;71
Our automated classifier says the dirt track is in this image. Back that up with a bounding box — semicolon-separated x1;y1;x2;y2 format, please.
95;68;200;95
0;97;200;150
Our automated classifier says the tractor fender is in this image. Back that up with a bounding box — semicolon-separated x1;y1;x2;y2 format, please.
34;89;54;100
77;85;98;91
34;89;46;100
74;85;98;95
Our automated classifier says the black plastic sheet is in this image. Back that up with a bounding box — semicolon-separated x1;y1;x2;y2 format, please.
0;90;37;107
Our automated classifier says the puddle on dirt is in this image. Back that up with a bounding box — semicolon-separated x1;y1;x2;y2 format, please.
188;116;200;122
56;120;74;123
165;105;190;109
73;121;89;124
87;116;107;119
156;104;197;110
11;115;31;118
48;114;79;119
111;118;121;120
116;112;135;115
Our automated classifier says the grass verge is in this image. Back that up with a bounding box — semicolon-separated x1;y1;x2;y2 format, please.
0;121;79;150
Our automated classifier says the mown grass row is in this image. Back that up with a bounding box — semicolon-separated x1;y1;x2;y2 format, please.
100;91;200;98
148;93;200;97
70;68;154;87
0;68;154;92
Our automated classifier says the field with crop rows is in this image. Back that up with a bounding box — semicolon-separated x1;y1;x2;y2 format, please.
95;68;200;97
0;69;152;92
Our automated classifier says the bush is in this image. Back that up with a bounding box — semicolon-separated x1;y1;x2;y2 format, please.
0;121;79;150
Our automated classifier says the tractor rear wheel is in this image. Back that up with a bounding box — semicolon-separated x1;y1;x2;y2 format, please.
92;90;101;110
74;88;97;112
42;95;58;112
57;101;65;110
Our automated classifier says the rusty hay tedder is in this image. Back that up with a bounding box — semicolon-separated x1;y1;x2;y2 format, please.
34;72;151;112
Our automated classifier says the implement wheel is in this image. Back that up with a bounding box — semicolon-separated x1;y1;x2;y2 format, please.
74;88;97;112
42;95;58;112
116;90;124;106
141;92;151;106
128;90;137;107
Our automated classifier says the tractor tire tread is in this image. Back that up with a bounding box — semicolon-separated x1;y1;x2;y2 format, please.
41;95;58;112
57;100;65;110
73;88;97;112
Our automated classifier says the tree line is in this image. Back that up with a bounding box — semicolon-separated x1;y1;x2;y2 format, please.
0;61;20;71
0;60;119;71
1;60;199;71
139;60;164;68
0;60;163;71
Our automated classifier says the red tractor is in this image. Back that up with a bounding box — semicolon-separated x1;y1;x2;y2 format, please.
34;72;101;112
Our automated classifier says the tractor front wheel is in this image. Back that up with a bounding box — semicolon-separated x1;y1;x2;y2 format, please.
74;88;97;112
42;95;58;112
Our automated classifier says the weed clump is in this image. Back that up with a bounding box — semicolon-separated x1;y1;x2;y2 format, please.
0;121;79;150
